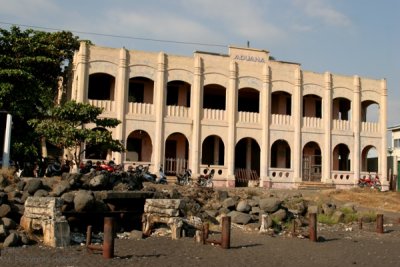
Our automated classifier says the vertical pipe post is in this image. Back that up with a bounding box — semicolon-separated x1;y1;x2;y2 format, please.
309;213;317;242
103;217;115;259
358;217;363;230
376;214;384;234
221;216;231;249
202;223;209;245
86;225;92;246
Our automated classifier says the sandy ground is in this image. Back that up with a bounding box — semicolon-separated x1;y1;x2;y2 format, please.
0;187;399;267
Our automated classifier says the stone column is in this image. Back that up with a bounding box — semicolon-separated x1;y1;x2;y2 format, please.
153;52;167;173
190;55;202;176
380;79;388;187
323;72;332;182
75;41;89;102
353;75;361;185
260;64;271;187
293;67;303;184
226;61;237;187
113;47;128;164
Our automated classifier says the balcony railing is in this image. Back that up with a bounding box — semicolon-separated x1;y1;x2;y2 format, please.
203;108;226;121
303;117;322;128
271;114;292;126
166;105;190;118
238;111;260;124
128;102;154;115
88;99;115;112
361;122;379;133
333;119;351;131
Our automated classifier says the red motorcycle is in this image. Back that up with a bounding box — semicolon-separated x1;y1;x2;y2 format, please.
358;173;382;191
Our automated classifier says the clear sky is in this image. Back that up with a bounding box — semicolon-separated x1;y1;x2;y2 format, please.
1;0;399;128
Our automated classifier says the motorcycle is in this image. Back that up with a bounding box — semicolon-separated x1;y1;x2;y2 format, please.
197;167;215;188
156;165;168;184
176;168;192;186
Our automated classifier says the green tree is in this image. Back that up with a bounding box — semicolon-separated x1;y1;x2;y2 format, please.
29;101;125;168
0;26;80;162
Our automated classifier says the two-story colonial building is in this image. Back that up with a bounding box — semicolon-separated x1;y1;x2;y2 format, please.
69;42;388;189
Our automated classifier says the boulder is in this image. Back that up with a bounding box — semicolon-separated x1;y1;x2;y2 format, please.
215;190;229;201
89;174;108;189
332;210;345;223
3;232;20;247
0;204;11;217
33;189;49;197
73;190;95;212
236;200;251;213
284;197;307;215
52;180;71;197
0;224;9;240
25;179;42;194
222;198;236;209
259;198;282;213
1;217;17;230
227;211;252;225
271;209;287;222
0;192;8;205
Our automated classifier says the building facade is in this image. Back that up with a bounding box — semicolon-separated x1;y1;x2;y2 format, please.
69;42;388;189
388;125;400;184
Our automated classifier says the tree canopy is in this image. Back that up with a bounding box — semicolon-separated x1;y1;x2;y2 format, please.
29;101;125;167
0;26;80;162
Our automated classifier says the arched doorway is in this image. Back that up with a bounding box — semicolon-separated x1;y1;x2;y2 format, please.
332;144;350;171
201;135;224;166
126;130;152;162
271;140;291;168
302;142;322;182
361;145;378;173
164;133;189;175
234;138;260;187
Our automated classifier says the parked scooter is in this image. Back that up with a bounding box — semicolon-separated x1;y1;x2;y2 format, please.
197;166;215;187
156;165;168;184
176;168;192;186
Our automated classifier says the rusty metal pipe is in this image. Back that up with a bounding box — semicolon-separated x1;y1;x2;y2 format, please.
87;244;103;251
221;216;231;249
203;223;209;245
86;225;92;247
309;213;317;242
376;214;384;234
358;217;363;230
103;217;115;259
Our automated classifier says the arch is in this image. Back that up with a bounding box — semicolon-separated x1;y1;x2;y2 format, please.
332;97;352;121
302;141;322;182
361;145;378;172
126;130;152;162
166;80;191;107
164;132;189;175
238;87;259;113
128;77;155;104
332;144;350;171
270;140;291;168
203;84;226;110
201;135;225;165
85;127;110;160
234;137;260;187
88;73;115;100
303;94;322;118
361;100;379;123
271;91;292;115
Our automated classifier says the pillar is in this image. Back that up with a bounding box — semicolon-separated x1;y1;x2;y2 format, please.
190;55;202;176
293;67;303;184
260;64;271;186
323;72;332;182
75;41;89;102
153;52;167;172
113;47;128;164
380;79;388;187
353;75;361;185
226;61;237;186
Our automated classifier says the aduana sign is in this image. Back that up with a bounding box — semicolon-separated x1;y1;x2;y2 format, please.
234;55;266;63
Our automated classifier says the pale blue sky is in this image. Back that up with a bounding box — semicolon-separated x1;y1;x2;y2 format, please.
1;0;398;127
